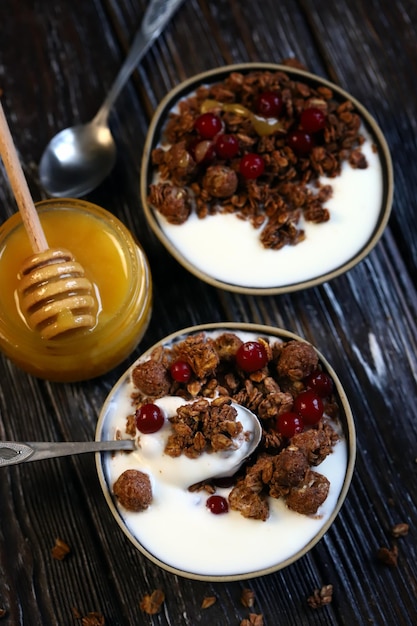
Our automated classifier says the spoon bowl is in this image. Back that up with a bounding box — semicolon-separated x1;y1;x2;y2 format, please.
39;122;116;197
39;0;185;197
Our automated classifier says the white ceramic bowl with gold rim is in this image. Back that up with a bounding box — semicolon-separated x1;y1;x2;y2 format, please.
96;322;356;581
140;63;393;295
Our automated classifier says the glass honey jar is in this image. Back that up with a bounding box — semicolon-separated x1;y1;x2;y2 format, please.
0;198;152;381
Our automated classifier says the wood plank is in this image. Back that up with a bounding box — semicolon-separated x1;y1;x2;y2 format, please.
0;0;416;624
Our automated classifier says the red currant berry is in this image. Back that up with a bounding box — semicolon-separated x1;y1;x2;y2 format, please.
287;130;313;156
239;153;265;179
194;112;223;139
277;412;304;438
236;341;268;372
305;370;333;397
170;360;192;383
135;403;164;434
254;90;283;118
293;390;324;425
300;107;327;133
206;494;229;514
215;133;239;159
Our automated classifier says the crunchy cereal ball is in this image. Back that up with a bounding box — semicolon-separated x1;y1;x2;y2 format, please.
286;470;330;515
276;340;319;381
152;141;197;182
113;469;152;512
228;482;270;521
272;447;309;488
132;359;171;397
148;182;191;225
202;165;238;198
291;428;334;466
213;332;243;360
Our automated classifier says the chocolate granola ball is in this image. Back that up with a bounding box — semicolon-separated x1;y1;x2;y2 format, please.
276;340;318;381
286;469;330;515
132;359;171;397
148;182;191;225
113;469;152;512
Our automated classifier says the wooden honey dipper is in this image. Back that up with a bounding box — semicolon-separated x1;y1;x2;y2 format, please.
0;102;98;340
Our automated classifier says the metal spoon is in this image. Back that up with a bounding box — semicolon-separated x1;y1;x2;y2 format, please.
0;439;136;467
39;0;185;197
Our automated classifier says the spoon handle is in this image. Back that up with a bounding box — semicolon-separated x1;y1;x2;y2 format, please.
0;440;136;467
94;0;186;125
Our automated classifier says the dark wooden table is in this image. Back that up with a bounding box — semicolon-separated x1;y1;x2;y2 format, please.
1;1;416;624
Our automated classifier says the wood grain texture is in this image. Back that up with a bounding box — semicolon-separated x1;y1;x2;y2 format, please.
0;0;416;624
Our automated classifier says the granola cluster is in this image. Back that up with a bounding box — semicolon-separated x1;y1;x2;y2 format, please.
127;331;341;520
165;396;244;459
149;69;368;249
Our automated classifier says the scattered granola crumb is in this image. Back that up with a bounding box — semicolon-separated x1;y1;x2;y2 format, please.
140;589;165;614
51;537;71;560
81;612;105;626
376;544;398;567
240;613;264;626
0;607;6;619
391;523;409;538
72;607;82;619
241;588;256;608
201;596;217;609
307;584;333;608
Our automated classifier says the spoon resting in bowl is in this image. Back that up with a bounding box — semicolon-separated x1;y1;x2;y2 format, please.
107;398;263;490
1;403;261;482
39;0;185;197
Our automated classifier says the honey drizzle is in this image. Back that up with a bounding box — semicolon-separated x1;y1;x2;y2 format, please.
201;99;284;136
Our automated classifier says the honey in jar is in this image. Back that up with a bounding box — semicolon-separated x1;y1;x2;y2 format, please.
0;198;152;381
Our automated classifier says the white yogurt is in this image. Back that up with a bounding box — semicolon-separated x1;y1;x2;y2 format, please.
100;331;349;577
118;396;258;488
154;129;383;288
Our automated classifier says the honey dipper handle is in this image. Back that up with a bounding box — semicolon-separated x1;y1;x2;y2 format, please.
0;101;48;253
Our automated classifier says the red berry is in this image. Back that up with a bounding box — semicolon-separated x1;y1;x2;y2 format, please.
170;360;192;383
287;130;313;155
194;112;222;139
277;412;304;438
236;341;268;372
300;107;327;133
215;133;239;159
254;90;283;118
206;494;229;514
239;153;265;179
305;370;333;397
135;403;164;434
293;390;324;425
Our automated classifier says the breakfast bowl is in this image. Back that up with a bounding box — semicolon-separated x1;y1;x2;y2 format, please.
95;322;356;581
140;63;393;295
